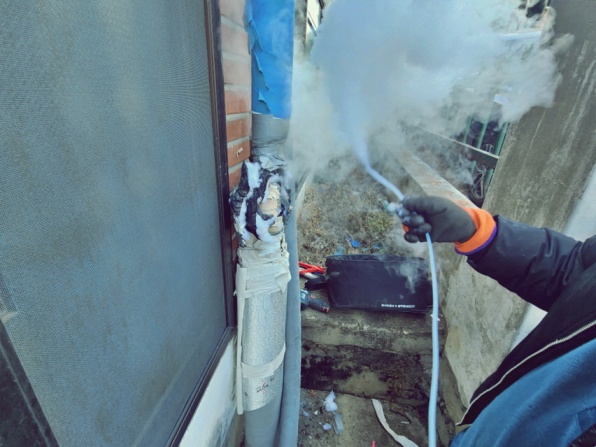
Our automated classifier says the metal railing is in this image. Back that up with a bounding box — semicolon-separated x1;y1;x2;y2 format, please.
462;118;509;205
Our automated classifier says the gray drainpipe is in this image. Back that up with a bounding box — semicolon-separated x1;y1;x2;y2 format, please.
231;1;299;446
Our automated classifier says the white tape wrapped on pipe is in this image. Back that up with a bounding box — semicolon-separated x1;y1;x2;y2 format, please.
235;234;290;414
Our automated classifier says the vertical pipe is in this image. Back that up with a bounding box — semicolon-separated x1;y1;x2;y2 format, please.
241;1;297;446
276;201;301;447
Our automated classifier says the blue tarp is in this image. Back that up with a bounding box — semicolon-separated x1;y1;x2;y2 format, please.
245;0;295;119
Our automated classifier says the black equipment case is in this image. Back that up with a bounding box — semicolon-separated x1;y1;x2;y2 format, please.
325;254;432;313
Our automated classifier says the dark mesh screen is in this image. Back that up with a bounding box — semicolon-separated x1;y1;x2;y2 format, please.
0;1;227;445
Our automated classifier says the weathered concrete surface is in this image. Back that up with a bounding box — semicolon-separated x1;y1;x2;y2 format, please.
301;298;438;355
565;167;596;239
441;259;527;404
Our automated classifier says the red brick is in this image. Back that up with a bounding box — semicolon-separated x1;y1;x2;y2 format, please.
227;139;250;167
220;0;245;26
223;55;251;86
226;115;251;142
221;21;249;57
229;164;243;190
225;87;251;115
231;235;240;255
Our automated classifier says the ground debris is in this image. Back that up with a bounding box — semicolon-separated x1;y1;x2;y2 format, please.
298;389;430;447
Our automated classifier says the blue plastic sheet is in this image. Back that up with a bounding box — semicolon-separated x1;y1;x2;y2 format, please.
245;0;295;119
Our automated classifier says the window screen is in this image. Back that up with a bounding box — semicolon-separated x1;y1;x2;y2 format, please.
0;1;227;445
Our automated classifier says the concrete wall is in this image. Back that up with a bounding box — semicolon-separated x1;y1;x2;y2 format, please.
566;165;596;239
441;0;596;411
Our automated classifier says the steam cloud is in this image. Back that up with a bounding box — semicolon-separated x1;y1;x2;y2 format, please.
289;0;572;174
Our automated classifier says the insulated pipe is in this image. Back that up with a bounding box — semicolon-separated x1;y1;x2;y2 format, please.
241;1;297;447
276;201;301;447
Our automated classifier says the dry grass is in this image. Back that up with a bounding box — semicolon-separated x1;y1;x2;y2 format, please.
297;166;409;267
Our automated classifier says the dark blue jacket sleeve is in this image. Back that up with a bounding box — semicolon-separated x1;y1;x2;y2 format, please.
467;216;596;311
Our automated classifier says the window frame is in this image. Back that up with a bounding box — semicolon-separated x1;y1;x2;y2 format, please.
167;0;236;443
0;0;235;444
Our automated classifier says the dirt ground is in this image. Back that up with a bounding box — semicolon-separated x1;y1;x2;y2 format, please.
298;389;428;447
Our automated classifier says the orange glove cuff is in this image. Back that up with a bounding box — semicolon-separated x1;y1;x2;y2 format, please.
454;208;497;255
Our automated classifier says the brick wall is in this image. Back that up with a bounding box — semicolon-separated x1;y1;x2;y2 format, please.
219;0;251;255
220;0;251;191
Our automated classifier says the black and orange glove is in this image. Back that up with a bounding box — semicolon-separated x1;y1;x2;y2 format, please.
398;195;496;255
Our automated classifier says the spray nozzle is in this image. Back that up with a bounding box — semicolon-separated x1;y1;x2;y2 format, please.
386;201;400;214
392;200;417;222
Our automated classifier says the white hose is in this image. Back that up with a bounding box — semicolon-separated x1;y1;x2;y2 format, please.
364;165;405;201
426;233;440;447
363;164;439;447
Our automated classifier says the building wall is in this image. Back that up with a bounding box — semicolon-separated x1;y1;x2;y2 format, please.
441;0;596;412
181;0;251;444
221;0;252;191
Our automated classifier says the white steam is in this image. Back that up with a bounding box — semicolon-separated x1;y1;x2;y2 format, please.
291;0;571;171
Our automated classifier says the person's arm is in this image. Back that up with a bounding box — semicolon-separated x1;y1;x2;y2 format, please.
466;216;595;311
399;196;596;311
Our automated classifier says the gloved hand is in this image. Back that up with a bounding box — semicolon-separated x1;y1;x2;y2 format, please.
398;195;476;243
